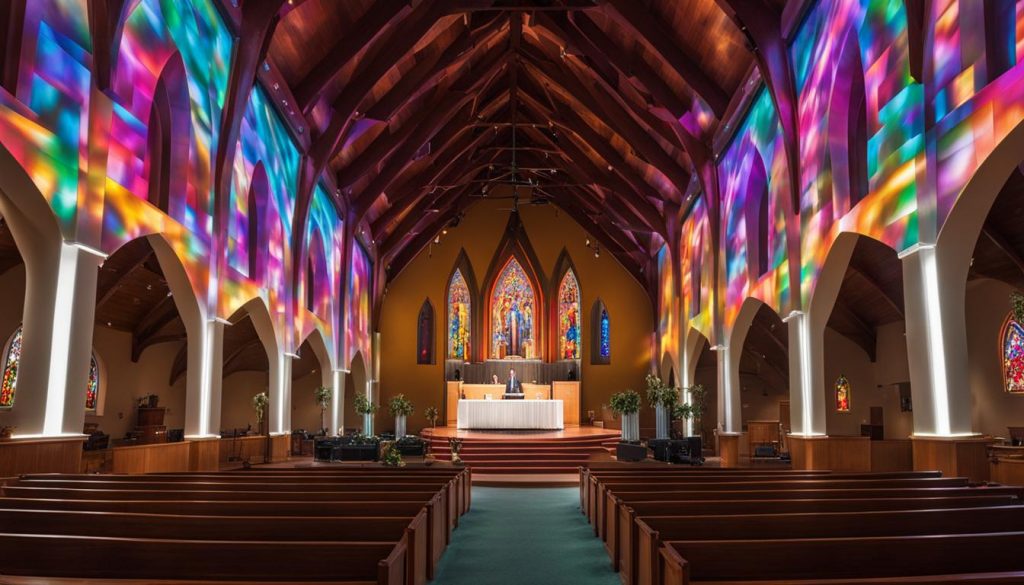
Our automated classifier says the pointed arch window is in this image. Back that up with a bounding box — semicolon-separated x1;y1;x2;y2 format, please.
417;300;435;365
0;326;101;411
490;257;537;359
447;269;471;360
590;299;610;365
1002;315;1024;393
557;269;581;360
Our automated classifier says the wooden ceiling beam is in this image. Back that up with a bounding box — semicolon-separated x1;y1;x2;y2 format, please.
602;0;730;117
293;2;414;113
829;298;877;362
95;248;155;309
223;337;269;378
131;295;180;362
983;225;1024;281
846;264;905;319
350;47;509;218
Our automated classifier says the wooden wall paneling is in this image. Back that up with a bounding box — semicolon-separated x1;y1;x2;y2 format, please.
718;432;740;467
188;438;220;471
552;381;580;426
111;442;190;474
870;439;913;471
912;436;994;483
825;436;871;472
0;438;84;477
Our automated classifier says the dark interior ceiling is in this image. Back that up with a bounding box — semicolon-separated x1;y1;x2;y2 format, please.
264;0;764;278
969;167;1024;292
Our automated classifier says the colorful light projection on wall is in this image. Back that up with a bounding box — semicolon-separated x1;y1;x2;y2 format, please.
790;0;921;303
680;196;712;337
302;184;344;336
347;243;372;365
835;374;852;412
557;269;581;360
447;269;471;360
657;246;678;359
1002;315;1024;394
717;87;790;327
0;326;99;411
490;258;537;359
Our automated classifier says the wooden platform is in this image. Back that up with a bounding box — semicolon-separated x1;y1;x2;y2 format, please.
422;427;620;475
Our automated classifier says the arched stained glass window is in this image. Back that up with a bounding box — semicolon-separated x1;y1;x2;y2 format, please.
0;326;22;408
557;269;581;360
1002;315;1024;393
447;269;471;360
0;326;101;411
600;309;610;359
85;354;99;411
490;257;537;359
835;374;851;412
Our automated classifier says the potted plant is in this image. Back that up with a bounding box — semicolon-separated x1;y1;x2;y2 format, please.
339;433;380;461
645;374;679;440
610;389;641;442
252;392;269;435
313;386;332;434
673;384;708;461
424;406;439;428
380;440;405;467
0;425;14;440
448;437;465;464
388;394;415;437
353;392;378;435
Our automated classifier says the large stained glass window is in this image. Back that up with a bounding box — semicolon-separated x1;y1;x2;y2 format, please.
1002;315;1024;393
0;327;22;408
490;258;537;359
447;269;471;360
557;269;581;359
0;326;101;410
600;309;610;359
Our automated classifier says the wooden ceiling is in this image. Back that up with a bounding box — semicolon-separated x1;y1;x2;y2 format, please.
263;0;760;278
969;167;1024;291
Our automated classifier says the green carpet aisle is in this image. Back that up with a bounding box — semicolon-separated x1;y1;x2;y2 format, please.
431;487;622;585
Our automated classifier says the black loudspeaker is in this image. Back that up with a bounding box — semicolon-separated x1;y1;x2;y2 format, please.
684;436;703;462
616;442;648;462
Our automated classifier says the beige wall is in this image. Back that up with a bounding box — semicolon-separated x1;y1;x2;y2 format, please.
88;326;186;439
823;324;913;439
220;371;268;432
966;278;1024;438
0;265;26;430
378;199;653;434
291;371;326;432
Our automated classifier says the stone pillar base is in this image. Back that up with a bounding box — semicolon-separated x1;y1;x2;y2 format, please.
912;435;993;483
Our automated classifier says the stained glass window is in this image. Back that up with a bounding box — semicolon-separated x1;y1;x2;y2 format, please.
600;309;610;359
85;354;99;411
447;269;471;360
835;374;851;412
0;326;22;408
0;326;100;411
1002;316;1024;393
490;257;537;359
557;269;581;359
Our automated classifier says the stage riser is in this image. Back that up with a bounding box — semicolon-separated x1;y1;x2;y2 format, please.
421;428;620;474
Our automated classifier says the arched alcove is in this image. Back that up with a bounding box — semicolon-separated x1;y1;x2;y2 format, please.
550;249;582;361
344;350;368;432
416;298;435;365
246;162;270;283
590;298;610;365
445;248;479;363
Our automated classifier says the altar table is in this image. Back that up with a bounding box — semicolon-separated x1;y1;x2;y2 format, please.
457;399;564;430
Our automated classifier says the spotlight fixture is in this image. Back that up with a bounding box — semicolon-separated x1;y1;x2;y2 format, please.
584;235;600;259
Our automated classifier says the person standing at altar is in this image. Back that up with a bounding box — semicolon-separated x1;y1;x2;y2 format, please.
505;368;523;395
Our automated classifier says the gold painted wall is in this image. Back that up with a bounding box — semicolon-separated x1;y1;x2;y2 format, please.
377;198;653;433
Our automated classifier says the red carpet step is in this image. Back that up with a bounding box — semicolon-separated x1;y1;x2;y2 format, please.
422;428;621;474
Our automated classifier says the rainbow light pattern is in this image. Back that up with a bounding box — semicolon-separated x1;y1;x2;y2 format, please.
490;257;537;359
557;269;581;360
447;269;471;360
1002;316;1024;394
657;246;678;360
347;243;372;365
680;196;713;338
717;87;791;327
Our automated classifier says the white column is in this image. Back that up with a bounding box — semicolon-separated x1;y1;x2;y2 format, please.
269;351;294;435
14;242;102;437
184;316;223;438
900;244;974;436
713;344;739;433
332;368;347;435
782;310;826;436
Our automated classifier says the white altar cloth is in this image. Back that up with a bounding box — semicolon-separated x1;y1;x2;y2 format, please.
457;399;564;430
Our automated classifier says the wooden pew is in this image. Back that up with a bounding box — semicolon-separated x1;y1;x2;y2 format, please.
614;495;1023;584
599;484;1023;543
0;507;431;585
636;506;1024;585
0;534;407;584
0;495;450;578
657;532;1024;584
1;486;443;500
